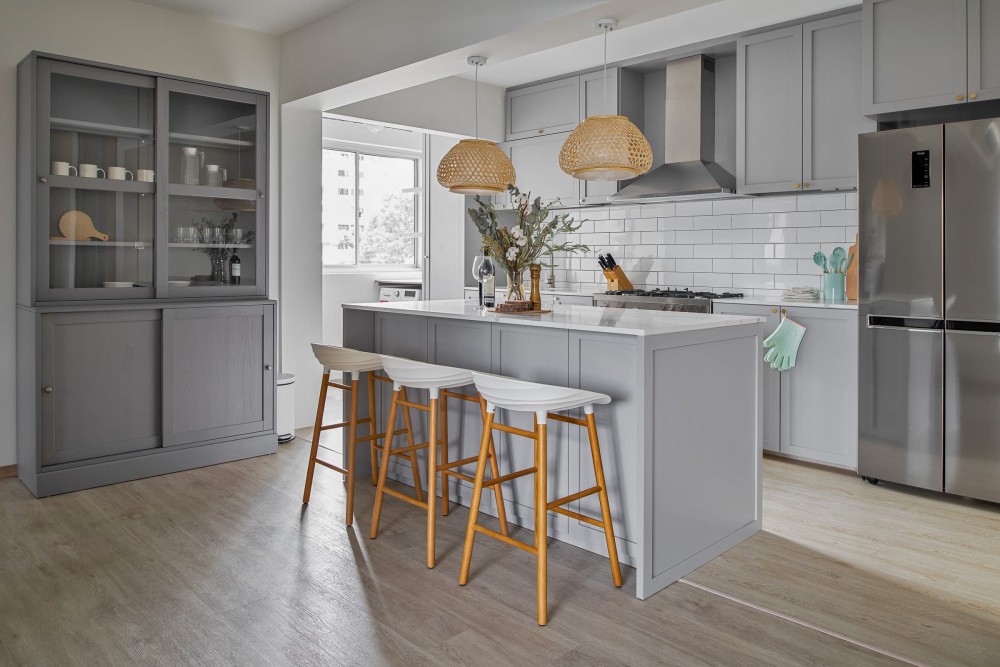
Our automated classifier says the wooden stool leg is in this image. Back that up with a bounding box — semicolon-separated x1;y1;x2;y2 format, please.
440;395;450;516
426;396;439;568
480;398;510;536
344;377;360;526
586;412;623;588
369;389;400;539
536;420;548;626
459;411;494;586
302;371;331;505
399;387;424;502
368;373;379;485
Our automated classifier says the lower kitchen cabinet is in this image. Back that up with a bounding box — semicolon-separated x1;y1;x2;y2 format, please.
713;302;858;468
17;301;277;497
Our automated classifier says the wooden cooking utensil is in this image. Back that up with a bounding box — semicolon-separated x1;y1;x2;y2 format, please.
846;233;859;300
58;210;109;241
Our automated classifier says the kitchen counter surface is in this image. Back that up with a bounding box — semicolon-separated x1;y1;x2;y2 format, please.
713;297;858;310
344;299;763;336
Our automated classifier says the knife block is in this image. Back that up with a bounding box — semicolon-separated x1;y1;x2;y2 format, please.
603;267;633;291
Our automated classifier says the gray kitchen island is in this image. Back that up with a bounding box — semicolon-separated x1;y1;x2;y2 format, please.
343;300;764;599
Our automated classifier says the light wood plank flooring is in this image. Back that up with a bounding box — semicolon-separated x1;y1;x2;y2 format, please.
1;435;997;666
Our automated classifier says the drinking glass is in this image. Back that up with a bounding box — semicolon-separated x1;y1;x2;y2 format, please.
471;253;495;313
229;228;244;245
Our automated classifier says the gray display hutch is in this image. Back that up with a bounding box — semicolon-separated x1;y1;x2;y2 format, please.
16;53;276;497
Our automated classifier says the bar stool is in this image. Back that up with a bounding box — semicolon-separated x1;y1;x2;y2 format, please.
459;372;623;626
302;344;423;526
370;356;510;569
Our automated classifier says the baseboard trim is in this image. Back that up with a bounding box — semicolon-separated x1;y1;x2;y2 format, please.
0;465;16;479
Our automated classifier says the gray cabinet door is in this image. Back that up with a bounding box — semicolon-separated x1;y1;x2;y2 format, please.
968;0;1000;103
862;0;967;115
506;77;580;141
163;304;274;446
507;133;580;206
737;26;804;194
40;310;162;465
779;307;859;469
578;69;620;206
712;303;781;453
803;13;873;191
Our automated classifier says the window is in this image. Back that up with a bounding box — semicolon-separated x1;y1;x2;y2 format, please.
322;148;419;267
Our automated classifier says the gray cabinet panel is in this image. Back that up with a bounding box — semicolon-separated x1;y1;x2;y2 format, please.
862;0;967;115
803;13;871;191
737;26;804;194
779;307;858;468
41;310;161;465
507;133;580;206
163;305;272;446
506;77;580;141
968;0;1000;102
579;69;621;205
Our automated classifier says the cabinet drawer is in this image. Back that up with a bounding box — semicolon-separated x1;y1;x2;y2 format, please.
507;78;580;141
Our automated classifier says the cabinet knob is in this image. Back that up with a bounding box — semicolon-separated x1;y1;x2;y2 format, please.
793;182;801;189
42;386;53;394
781;309;787;316
771;308;778;314
537;128;544;135
803;181;810;188
39;176;47;183
264;364;273;371
957;94;965;101
970;92;978;100
258;191;265;199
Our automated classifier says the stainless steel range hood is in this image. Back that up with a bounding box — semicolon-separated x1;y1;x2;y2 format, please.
611;55;745;203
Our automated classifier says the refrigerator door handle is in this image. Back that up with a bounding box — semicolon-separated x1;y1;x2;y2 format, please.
946;320;1000;335
867;315;945;331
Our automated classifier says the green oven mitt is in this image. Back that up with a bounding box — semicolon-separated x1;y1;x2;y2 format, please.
763;317;807;372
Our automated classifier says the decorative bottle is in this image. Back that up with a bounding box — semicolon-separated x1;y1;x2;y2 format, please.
229;250;241;285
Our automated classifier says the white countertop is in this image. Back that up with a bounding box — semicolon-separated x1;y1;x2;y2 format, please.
464;285;600;297
713;297;858;310
344;299;764;336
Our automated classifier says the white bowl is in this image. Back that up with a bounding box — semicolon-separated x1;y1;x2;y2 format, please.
103;281;134;288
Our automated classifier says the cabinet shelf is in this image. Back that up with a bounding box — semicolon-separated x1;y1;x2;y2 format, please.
168;183;257;200
45;174;155;193
49;239;152;247
168;243;254;249
169;132;254;149
50;117;153;138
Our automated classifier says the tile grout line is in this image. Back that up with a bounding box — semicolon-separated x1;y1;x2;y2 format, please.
678;578;929;667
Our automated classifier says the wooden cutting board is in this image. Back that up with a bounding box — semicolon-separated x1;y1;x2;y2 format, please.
846;233;858;300
58;210;109;241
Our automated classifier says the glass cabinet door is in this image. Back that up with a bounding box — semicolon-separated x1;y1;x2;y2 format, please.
158;79;266;296
37;60;156;300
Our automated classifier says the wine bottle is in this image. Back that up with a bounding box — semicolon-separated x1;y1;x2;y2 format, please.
229;251;241;285
483;272;495;308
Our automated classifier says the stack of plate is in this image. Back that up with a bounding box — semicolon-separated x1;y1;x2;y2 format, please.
782;286;820;302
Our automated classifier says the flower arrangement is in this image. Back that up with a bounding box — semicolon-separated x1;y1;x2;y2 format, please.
469;185;589;299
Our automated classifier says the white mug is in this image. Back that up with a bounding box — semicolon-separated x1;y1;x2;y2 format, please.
51;161;77;176
107;166;134;181
79;164;104;178
136;169;155;183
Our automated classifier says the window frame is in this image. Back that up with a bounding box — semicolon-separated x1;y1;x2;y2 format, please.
321;140;422;270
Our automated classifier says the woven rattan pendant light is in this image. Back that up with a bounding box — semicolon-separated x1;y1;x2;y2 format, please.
560;19;652;181
436;56;516;195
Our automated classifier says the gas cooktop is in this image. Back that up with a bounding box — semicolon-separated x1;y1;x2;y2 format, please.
603;288;745;299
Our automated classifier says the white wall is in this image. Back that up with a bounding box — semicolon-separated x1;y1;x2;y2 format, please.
426;135;468;300
0;0;280;468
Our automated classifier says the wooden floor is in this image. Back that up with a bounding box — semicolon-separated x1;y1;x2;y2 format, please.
1;435;998;666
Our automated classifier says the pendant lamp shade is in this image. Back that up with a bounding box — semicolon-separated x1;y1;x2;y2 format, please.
437;139;516;195
559;115;652;180
560;19;653;182
436;56;516;195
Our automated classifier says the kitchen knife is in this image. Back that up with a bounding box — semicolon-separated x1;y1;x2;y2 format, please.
606;253;618;268
598;255;608;270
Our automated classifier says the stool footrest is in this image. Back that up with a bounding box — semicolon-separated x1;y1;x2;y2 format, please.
439;454;480;470
359;428;407;444
389;441;433;455
396;398;431;412
320;416;374;431
444;471;476;484
473;524;537;554
314;459;348;475
326;380;354;391
546;413;588;427
383;486;428;509
441;389;480;404
549;506;604;528
482;467;536;487
490;422;537;440
548;485;601;509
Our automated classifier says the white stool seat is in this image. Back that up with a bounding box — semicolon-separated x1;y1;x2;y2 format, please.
380;356;474;397
311;344;383;376
471;372;611;417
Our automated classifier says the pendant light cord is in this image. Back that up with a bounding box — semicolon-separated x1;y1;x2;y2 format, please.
603;25;608;115
474;62;479;140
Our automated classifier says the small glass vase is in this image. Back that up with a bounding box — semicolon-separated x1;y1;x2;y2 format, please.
211;253;227;285
506;269;526;301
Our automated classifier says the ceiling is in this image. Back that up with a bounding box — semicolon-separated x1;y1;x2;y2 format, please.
131;0;361;34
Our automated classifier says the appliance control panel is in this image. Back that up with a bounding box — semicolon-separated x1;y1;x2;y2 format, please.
912;150;931;188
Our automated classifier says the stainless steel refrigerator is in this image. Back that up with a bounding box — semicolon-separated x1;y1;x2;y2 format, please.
859;117;1000;504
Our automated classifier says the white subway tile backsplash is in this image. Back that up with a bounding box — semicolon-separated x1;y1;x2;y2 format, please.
675;201;715;216
732;213;773;229
694;244;733;258
609;232;642;245
580;232;610;245
713;229;754;244
694;273;734;287
797;227;846;243
713;259;754;273
753;259;799;274
625;245;659;259
676;230;713;244
732;273;774;289
639;204;675;218
675;258;714;272
821;209;857;227
732;244;771;258
574;220;595;234
753;228;797;244
774;274;821;290
797;259;825;274
625;218;659;232
845;193;858;208
774;211;821;228
658;244;694;258
641;231;675;244
693;215;733;230
658;216;694;230
594;219;626;233
796;193;846;211
753;196;798;213
713;199;754;215
657;272;694;286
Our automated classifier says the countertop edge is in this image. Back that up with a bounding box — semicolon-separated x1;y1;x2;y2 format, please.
713;297;858;310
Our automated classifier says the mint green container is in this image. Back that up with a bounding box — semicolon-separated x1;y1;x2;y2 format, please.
822;273;846;302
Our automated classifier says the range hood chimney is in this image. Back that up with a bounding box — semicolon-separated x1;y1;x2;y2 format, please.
611;55;743;203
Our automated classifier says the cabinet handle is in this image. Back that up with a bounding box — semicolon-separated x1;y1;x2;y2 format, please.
42;386;53;394
39;176;47;183
771;308;778;314
970;92;978;100
793;182;801;189
957;94;965;101
264;364;273;371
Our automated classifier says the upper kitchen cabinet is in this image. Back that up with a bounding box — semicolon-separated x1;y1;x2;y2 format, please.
579;68;645;205
506;77;580;140
861;0;967;115
968;0;1000;103
507;133;580;206
738;13;870;194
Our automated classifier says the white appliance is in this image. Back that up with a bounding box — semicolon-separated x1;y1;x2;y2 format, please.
379;285;422;302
